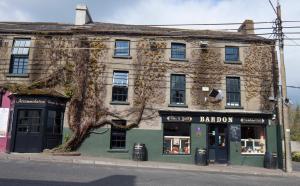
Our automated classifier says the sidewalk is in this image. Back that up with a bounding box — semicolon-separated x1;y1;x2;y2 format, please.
0;152;299;177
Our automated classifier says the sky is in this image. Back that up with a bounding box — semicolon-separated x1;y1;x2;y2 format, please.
0;0;299;104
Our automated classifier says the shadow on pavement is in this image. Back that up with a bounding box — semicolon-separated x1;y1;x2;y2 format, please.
0;175;136;186
293;162;300;172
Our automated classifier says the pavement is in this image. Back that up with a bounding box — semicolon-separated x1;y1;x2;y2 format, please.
0;152;299;178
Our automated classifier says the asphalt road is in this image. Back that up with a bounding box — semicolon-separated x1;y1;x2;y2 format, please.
0;159;299;186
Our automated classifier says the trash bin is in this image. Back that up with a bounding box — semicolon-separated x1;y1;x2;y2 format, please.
264;152;277;169
132;143;147;161
195;148;208;166
271;153;278;169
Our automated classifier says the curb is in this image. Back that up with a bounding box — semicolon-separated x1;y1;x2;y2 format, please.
0;153;299;178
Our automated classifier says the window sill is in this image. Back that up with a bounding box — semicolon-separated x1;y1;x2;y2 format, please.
224;60;242;64
107;149;129;153
225;106;244;109
169;58;188;62
168;104;188;108
163;154;192;156
112;55;132;59
110;101;130;105
241;153;265;156
6;74;29;78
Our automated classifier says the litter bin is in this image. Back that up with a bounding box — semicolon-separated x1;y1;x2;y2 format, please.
264;152;277;169
195;148;208;166
271;153;278;169
132;143;147;161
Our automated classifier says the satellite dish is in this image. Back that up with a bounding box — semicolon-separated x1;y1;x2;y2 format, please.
208;89;223;103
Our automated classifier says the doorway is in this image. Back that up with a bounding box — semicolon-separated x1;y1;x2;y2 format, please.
208;125;228;163
13;109;43;152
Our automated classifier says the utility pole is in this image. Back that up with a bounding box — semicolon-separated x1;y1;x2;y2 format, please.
275;1;292;172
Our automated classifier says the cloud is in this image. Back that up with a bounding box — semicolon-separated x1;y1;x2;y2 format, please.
106;0;300;85
0;1;32;21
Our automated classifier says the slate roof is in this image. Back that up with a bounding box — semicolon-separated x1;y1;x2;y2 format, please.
0;22;273;43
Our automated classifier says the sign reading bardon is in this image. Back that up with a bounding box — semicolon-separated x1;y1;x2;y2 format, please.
200;116;233;123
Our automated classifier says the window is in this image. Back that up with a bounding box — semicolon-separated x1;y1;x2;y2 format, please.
10;39;31;74
163;123;190;155
171;43;186;59
114;40;130;56
110;120;126;149
0;91;3;107
241;125;266;154
16;110;41;133
170;74;186;105
112;71;128;102
226;77;240;107
47;111;64;135
225;46;239;61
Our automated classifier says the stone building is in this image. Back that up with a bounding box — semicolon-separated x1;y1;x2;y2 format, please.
0;5;281;167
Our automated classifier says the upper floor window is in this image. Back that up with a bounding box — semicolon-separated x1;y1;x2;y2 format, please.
171;43;186;60
10;39;31;74
112;71;128;102
226;77;240;107
170;74;186;105
225;46;239;62
114;40;130;57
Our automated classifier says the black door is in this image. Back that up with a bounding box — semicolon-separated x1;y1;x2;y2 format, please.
208;125;228;163
14;109;43;152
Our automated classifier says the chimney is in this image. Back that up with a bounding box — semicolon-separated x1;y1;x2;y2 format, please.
75;4;93;25
238;20;254;34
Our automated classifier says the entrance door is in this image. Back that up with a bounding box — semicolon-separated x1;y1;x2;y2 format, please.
208;125;228;163
14;109;43;152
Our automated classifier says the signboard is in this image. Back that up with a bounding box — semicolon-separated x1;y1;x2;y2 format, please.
200;116;233;123
16;98;46;104
166;116;192;122
229;124;241;142
0;108;9;137
240;118;265;124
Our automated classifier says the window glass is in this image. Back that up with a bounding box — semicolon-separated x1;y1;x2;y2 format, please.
163;123;190;155
170;74;185;104
10;39;30;74
110;120;126;149
115;40;130;56
112;71;128;102
12;39;31;55
171;43;186;59
17;110;41;133
47;111;63;135
225;46;239;61
241;125;266;154
226;77;240;106
113;71;128;86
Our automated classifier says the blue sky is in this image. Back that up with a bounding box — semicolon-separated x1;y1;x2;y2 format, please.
0;0;299;104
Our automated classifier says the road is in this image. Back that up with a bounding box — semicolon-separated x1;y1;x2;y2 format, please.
0;159;299;186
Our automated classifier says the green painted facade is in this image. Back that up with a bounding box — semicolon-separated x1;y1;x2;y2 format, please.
229;124;279;167
63;123;280;168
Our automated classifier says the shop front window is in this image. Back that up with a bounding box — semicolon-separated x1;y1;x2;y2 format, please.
47;111;64;135
163;123;190;155
241;125;266;154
